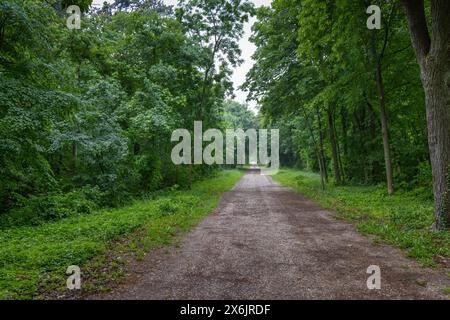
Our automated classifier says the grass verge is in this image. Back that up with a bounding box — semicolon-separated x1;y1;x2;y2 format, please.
0;170;243;299
272;169;450;267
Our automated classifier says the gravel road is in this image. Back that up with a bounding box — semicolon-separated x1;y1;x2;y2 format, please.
99;169;449;299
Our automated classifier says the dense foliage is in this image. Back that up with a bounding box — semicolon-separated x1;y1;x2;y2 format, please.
0;0;448;299
244;0;449;228
0;169;243;299
0;0;254;225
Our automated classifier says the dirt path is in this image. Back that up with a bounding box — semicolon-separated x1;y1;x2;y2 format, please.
98;169;449;299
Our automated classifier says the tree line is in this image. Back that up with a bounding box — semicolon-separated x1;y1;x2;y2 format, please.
0;0;255;226
244;0;449;229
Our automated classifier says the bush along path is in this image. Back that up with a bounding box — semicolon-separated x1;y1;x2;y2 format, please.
0;170;244;299
92;169;449;299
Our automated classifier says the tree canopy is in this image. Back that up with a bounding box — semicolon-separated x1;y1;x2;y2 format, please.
0;0;254;223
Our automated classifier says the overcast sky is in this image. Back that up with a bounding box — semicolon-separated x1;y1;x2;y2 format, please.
91;0;272;112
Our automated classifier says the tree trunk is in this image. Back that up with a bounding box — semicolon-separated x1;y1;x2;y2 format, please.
327;107;342;185
316;108;328;182
340;107;348;158
301;106;326;190
375;63;394;194
72;142;77;173
318;152;326;191
402;0;450;229
368;8;396;195
334;115;345;182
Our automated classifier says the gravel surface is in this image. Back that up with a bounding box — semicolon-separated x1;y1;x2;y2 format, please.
97;169;449;299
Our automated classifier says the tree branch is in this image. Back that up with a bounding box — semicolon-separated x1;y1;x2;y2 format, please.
401;0;431;62
379;2;397;61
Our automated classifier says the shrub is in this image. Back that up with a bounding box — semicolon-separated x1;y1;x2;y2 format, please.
0;187;100;228
412;162;433;197
155;195;200;216
156;198;180;215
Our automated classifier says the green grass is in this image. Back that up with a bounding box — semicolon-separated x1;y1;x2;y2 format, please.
273;169;450;267
0;170;243;300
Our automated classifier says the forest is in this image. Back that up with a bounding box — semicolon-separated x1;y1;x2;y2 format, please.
0;0;255;226
0;0;449;300
244;0;450;230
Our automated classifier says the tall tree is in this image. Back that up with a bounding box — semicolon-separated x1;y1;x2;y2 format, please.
401;0;450;229
367;1;399;194
176;0;254;122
